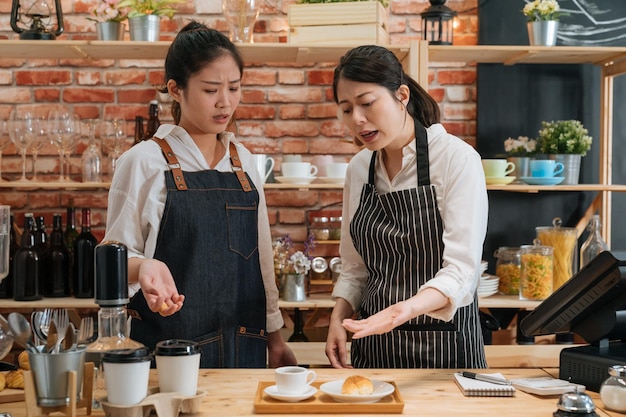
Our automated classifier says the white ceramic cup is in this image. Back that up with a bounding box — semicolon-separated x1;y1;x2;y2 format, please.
283;154;302;163
251;154;275;184
281;162;318;178
275;366;316;395
102;347;152;405
155;339;201;397
326;162;349;178
481;159;515;178
312;155;334;177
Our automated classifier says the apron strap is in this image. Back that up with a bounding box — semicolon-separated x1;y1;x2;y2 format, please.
229;142;252;192
152;137;188;191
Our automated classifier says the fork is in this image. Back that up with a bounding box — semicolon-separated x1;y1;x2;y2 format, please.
51;309;69;350
78;316;95;344
38;308;54;339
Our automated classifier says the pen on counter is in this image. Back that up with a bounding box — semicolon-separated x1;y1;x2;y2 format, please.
461;371;512;386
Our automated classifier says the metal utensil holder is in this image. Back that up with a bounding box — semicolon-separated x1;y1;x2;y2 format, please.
23;362;94;417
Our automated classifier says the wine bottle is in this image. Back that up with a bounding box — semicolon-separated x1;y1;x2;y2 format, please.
34;215;48;291
73;208;98;298
133;116;144;145
43;214;71;297
0;214;16;299
143;100;160;141
13;214;41;301
64;205;79;254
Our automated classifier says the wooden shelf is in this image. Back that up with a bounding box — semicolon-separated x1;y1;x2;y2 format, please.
0;181;111;189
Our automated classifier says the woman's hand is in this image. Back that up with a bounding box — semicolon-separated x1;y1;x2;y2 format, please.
325;298;354;368
134;258;185;316
342;301;413;339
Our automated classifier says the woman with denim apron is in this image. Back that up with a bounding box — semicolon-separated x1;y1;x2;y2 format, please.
104;22;295;368
326;45;488;369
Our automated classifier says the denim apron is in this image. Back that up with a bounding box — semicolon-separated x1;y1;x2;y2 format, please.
350;120;486;368
128;137;267;368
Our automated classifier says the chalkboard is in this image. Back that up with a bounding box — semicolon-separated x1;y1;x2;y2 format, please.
476;0;626;273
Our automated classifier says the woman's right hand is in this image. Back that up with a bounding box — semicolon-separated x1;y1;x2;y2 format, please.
325;298;354;368
133;258;185;316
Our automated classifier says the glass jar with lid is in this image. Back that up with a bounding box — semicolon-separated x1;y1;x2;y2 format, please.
310;216;330;240
600;365;626;412
329;216;342;240
536;217;578;291
493;246;521;295
519;242;553;301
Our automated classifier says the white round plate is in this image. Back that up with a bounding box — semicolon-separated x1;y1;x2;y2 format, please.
485;176;516;185
520;176;565;186
275;176;316;185
317;177;345;184
263;385;317;402
478;288;498;298
319;380;395;403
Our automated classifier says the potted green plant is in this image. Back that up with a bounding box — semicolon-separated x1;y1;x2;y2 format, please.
523;0;565;46
88;0;128;41
116;0;184;41
537;119;593;185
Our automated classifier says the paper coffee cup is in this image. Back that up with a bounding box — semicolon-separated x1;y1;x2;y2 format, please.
102;347;152;405
155;339;201;397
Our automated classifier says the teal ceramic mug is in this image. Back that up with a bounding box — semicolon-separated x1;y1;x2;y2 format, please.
530;160;564;178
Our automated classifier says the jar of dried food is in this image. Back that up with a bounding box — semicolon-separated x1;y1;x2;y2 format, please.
519;242;553;301
493;246;521;295
311;256;329;280
536;217;578;291
310;216;330;241
329;216;342;240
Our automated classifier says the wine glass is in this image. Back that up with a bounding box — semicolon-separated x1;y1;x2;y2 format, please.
8;108;36;183
100;118;125;176
0;121;11;182
80;119;102;183
29;114;48;182
47;108;77;183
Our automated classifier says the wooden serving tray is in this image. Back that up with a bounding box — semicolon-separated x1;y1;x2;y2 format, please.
0;388;25;404
253;381;404;414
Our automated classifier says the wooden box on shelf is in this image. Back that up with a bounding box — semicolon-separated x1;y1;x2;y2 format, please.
288;1;389;45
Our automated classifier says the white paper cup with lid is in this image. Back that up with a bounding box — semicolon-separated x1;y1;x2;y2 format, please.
155;339;201;396
102;347;152;405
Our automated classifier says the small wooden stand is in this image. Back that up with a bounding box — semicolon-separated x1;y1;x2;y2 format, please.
24;362;94;417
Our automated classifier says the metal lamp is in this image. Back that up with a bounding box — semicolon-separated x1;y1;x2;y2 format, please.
10;0;64;40
420;0;457;45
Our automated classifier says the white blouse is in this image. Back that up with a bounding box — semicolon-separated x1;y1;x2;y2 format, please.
103;124;283;333
332;123;489;322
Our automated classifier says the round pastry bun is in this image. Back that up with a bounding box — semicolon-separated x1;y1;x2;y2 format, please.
341;375;374;395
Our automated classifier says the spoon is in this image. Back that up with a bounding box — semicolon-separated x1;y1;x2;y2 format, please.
7;313;38;353
62;323;75;352
46;320;58;353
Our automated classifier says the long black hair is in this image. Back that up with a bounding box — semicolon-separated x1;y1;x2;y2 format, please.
161;21;244;124
333;45;440;127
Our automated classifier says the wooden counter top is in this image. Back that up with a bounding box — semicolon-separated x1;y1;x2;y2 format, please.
1;368;618;417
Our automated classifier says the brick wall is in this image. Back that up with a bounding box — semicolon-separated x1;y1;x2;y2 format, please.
0;0;478;245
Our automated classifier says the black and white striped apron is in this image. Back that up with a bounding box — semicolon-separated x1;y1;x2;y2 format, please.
350;120;486;369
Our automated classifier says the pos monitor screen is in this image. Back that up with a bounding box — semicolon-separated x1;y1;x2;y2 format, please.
520;251;626;343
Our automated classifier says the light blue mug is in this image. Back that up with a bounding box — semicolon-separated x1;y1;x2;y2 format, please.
530;160;564;178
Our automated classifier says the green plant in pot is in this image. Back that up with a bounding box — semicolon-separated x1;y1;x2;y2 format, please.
117;0;184;41
537;119;593;185
297;0;389;6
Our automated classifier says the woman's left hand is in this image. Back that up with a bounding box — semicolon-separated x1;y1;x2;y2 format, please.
342;301;413;338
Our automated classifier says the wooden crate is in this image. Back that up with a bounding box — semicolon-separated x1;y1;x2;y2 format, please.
288;1;389;45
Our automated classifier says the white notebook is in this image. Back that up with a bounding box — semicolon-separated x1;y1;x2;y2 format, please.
453;372;516;397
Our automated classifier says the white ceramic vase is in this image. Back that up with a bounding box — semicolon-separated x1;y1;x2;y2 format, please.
527;20;559;46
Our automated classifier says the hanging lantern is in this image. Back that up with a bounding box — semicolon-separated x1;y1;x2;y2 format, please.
10;0;64;40
420;0;457;45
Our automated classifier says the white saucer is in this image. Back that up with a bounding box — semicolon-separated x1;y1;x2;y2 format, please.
319;380;394;403
317;176;345;184
275;176;316;185
263;385;317;402
478;288;499;298
485;176;516;185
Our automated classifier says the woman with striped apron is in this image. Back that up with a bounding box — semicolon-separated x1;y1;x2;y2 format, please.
326;45;488;369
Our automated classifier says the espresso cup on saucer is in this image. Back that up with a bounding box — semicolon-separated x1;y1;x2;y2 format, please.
530;160;564;178
481;159;515;178
275;366;316;395
326;162;349;179
282;162;318;178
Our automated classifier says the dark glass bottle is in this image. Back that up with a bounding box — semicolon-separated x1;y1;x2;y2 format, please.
143;100;160;141
13;214;41;301
64;206;79;255
0;214;16;299
73;208;98;298
34;215;48;291
43;214;71;297
133;116;144;145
